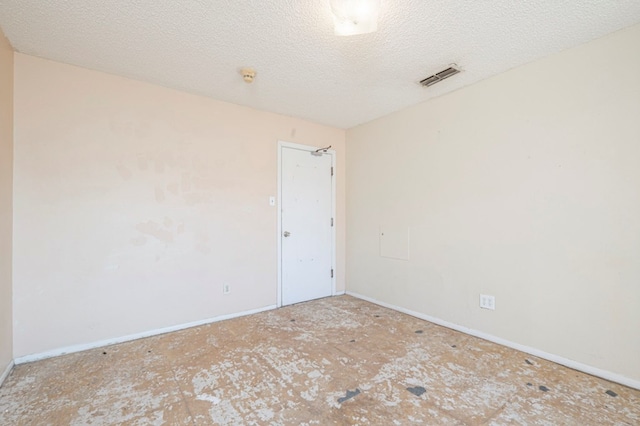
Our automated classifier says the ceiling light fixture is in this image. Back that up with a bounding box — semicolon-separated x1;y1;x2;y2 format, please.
330;0;380;36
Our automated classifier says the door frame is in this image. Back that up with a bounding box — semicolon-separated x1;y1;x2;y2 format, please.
277;140;337;307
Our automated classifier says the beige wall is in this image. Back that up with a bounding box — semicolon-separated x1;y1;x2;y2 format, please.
346;24;640;382
13;54;346;358
0;29;13;377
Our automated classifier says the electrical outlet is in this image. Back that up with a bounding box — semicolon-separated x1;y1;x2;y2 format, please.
480;294;495;310
223;283;231;295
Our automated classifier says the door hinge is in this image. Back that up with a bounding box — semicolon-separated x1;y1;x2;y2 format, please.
331;269;334;278
331;218;334;227
331;167;334;177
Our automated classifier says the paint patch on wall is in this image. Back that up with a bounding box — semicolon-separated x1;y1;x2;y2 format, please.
166;183;179;196
195;233;211;254
116;165;132;181
137;153;148;171
135;220;174;243
131;235;148;246
154;186;165;203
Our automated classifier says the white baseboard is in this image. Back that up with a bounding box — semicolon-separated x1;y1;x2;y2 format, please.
346;291;640;391
0;360;14;387
14;304;278;365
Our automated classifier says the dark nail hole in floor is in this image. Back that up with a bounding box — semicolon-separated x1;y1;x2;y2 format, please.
525;359;533;365
539;386;549;392
451;345;457;348
406;386;426;397
102;352;107;355
526;383;532;386
337;388;361;404
290;319;295;322
415;330;423;334
349;340;355;343
605;390;618;397
374;315;380;318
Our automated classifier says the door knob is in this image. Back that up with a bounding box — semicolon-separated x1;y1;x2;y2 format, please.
283;231;291;237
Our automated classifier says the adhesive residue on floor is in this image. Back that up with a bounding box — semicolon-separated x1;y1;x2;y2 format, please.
0;296;638;425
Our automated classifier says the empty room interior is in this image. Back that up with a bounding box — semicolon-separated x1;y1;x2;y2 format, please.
1;1;640;424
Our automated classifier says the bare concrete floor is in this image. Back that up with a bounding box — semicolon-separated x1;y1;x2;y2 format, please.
1;295;638;425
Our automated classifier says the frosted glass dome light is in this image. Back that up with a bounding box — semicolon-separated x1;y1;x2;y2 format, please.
330;0;381;36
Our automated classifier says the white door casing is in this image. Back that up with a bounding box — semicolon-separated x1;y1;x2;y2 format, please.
278;141;335;306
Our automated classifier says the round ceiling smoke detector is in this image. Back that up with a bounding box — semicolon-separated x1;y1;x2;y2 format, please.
241;68;256;83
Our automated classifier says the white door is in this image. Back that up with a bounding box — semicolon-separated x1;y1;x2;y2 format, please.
280;144;334;306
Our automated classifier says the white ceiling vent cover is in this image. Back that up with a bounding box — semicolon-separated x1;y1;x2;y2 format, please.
419;64;461;87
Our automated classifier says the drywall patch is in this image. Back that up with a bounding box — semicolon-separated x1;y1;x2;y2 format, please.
380;226;409;261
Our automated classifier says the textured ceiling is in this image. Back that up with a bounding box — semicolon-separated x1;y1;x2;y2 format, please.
1;1;640;128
